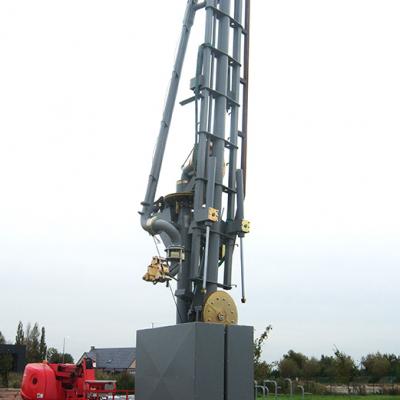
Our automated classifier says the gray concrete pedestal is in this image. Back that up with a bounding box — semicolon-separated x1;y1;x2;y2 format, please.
136;322;253;400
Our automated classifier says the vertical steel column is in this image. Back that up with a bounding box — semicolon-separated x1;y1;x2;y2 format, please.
224;0;243;288
206;0;231;294
227;0;243;222
202;156;216;291
193;3;215;210
175;206;192;323
190;0;216;282
241;0;250;195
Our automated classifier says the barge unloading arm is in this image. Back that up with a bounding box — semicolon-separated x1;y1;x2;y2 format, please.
140;0;251;325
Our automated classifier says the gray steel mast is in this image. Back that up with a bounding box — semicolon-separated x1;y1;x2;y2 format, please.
140;0;251;324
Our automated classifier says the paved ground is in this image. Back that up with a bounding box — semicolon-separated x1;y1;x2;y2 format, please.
0;390;135;400
0;389;21;400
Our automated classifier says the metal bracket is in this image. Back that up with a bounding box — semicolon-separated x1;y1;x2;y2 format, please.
166;245;185;262
241;219;250;233
226;219;250;234
195;207;219;223
208;207;219;222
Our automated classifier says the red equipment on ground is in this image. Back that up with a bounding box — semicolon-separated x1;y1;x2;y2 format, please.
20;359;117;400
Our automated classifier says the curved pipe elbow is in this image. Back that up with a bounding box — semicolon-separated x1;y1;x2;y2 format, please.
152;218;181;245
141;214;181;245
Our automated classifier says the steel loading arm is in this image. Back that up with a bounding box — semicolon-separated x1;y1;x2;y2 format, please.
139;0;251;323
139;0;198;241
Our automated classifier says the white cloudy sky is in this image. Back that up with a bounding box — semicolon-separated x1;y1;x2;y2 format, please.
0;0;399;364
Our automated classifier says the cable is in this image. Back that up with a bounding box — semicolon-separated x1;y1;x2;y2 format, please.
152;236;162;258
152;235;184;323
169;282;183;323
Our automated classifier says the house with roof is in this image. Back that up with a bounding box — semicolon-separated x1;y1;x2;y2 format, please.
78;346;136;374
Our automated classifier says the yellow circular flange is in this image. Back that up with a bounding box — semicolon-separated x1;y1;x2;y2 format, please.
202;291;238;325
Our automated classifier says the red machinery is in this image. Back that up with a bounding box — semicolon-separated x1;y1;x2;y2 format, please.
21;359;117;400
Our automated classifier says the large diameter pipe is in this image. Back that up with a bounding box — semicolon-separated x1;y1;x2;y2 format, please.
141;0;197;222
143;216;181;245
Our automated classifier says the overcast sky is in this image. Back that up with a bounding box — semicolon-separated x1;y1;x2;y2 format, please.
0;0;399;365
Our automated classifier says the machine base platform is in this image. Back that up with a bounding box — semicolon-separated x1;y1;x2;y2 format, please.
135;322;253;400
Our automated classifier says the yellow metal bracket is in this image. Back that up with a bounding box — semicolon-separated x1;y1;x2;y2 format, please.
241;219;250;233
208;207;219;222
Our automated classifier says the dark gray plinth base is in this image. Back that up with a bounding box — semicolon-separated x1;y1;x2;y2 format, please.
136;322;253;400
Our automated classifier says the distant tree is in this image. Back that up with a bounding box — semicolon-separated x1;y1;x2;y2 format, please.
362;353;391;382
319;355;336;381
0;332;12;387
0;353;13;387
333;348;356;384
39;327;47;361
26;323;41;363
384;353;399;376
383;354;400;382
303;357;321;379
116;372;135;390
283;350;308;376
277;350;309;378
393;357;400;383
254;325;272;364
279;357;300;378
255;361;271;382
24;328;31;360
15;322;24;345
25;323;31;344
254;325;272;382
46;347;59;363
47;347;74;364
63;353;74;364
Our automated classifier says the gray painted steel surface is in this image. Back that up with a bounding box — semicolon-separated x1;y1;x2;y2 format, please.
225;325;254;400
136;323;224;400
136;323;253;400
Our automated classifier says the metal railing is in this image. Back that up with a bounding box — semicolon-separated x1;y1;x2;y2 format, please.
84;389;135;400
